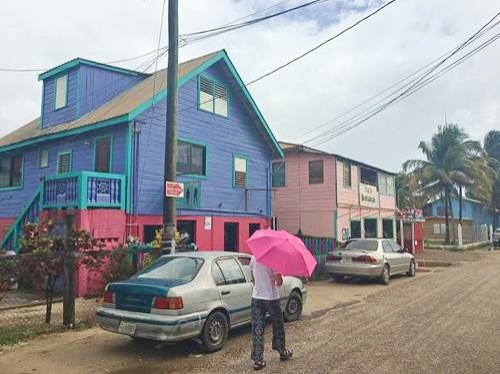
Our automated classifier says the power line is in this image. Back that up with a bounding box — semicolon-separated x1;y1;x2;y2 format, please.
0;0;325;73
307;18;500;147
300;19;500;145
245;0;399;86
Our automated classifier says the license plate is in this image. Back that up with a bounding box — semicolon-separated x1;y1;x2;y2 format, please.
341;258;352;263
118;321;136;335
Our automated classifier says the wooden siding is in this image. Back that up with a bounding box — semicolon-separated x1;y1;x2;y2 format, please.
78;65;143;118
0;125;128;218
42;67;79;128
132;59;272;217
272;152;336;236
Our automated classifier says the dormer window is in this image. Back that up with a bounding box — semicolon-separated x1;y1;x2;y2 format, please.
199;76;228;117
54;74;68;110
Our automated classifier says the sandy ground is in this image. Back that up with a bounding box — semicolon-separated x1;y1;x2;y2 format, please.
1;251;498;374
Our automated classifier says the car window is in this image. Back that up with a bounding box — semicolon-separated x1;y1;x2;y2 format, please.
344;240;378;251
135;257;203;282
216;258;246;285
212;263;226;286
390;241;402;253
238;256;253;282
382;241;393;253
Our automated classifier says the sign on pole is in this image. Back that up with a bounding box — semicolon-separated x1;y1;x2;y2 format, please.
166;181;184;198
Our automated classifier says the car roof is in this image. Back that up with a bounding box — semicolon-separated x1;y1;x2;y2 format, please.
161;251;252;259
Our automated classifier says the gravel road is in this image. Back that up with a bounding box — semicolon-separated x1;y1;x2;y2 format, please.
1;251;499;374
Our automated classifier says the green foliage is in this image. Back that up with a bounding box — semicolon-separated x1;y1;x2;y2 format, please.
0;324;52;346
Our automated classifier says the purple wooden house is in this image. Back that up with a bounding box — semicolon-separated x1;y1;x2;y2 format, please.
0;50;283;255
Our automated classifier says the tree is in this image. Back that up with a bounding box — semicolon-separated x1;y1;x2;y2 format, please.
403;124;485;244
483;130;500;229
395;171;427;209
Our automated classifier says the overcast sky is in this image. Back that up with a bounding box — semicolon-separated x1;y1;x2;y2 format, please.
0;0;498;172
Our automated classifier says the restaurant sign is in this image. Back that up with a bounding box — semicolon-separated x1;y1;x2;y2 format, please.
359;183;379;208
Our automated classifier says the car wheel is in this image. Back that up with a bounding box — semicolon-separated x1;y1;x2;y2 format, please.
380;264;390;285
331;274;345;282
201;311;228;353
284;291;303;322
407;260;416;277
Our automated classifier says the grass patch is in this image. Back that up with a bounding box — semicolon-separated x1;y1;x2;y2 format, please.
0;324;52;346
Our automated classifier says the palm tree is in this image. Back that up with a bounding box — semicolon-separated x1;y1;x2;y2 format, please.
403;124;484;244
482;130;500;230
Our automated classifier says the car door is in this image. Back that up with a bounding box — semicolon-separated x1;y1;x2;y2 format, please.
213;257;253;326
389;241;410;274
382;240;398;272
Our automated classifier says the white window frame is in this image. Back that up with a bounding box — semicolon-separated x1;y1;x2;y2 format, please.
39;148;49;169
54;74;68;110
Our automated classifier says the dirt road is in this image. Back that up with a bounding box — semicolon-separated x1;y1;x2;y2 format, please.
1;251;499;373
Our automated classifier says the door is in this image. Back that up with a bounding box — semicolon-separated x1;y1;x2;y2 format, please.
382;240;398;272
389;240;410;274
213;257;252;325
224;223;239;251
364;219;378;238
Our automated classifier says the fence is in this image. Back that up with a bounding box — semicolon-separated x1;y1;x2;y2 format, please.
0;248;151;335
301;236;336;277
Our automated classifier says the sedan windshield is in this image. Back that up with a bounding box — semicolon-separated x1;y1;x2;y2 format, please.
135;257;203;282
343;240;378;251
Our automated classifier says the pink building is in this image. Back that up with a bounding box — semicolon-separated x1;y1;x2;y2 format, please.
272;143;397;242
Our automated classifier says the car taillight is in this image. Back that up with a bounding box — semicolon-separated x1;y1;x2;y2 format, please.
327;253;336;261
152;297;184;310
103;291;114;304
353;255;377;263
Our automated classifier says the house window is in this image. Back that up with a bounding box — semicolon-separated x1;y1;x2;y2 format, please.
360;167;377;186
378;174;395;196
0;155;22;188
177;141;206;176
55;74;68;110
95;136;112;173
249;223;260;238
272;161;285;187
234;156;247;188
57;152;72;174
39;149;49;168
199;76;228;117
343;161;351;188
309;160;323;184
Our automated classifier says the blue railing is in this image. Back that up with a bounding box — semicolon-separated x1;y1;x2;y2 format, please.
41;171;126;210
1;187;41;253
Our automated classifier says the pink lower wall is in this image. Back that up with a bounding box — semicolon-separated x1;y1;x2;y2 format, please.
0;218;14;243
134;214;270;252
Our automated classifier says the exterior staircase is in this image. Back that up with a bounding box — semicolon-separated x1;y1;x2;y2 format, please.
1;187;41;253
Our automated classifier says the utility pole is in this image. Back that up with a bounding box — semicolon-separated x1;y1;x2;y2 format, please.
162;0;179;255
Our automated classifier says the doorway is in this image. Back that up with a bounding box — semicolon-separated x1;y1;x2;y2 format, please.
178;220;196;245
224;223;239;251
350;220;361;239
364;218;378;238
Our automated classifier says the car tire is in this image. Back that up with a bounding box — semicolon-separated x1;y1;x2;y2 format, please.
201;311;229;353
331;274;345;282
284;290;303;322
407;260;416;277
380;264;390;285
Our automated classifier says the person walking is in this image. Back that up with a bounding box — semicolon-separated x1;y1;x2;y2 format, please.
249;256;293;371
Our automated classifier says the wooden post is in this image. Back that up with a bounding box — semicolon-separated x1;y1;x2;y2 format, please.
63;213;75;327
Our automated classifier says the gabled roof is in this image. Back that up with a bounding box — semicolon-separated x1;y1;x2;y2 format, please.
0;50;283;158
278;141;396;175
38;57;146;81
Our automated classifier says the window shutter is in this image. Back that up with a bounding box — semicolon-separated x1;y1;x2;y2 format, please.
214;83;228;117
57;153;71;174
199;76;214;112
234;157;247;188
55;75;68;110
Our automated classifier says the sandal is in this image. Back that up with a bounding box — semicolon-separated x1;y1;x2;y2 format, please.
253;361;266;371
280;348;293;361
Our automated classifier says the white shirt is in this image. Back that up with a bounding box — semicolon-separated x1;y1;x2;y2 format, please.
249;257;279;300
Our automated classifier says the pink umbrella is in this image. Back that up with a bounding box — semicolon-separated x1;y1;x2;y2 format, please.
247;229;317;277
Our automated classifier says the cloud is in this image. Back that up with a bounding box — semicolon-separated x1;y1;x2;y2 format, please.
0;0;498;172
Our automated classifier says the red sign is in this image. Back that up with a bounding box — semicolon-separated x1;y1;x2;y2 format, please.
165;181;184;198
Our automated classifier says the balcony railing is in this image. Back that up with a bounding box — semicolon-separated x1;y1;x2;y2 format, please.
41;171;126;210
